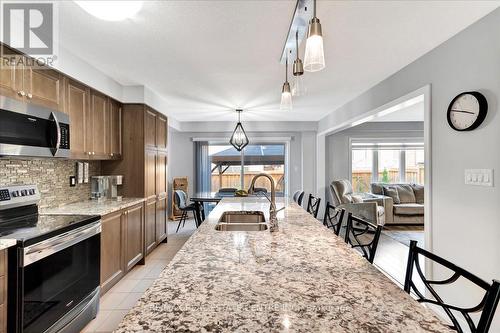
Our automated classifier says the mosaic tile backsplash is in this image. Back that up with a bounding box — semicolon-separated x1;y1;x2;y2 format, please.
0;159;101;209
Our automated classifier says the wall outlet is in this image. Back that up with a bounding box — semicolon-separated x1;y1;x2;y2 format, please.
464;169;493;187
69;176;76;187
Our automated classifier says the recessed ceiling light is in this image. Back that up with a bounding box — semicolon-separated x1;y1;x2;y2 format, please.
74;1;143;21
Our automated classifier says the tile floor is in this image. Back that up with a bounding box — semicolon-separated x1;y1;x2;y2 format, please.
82;219;197;333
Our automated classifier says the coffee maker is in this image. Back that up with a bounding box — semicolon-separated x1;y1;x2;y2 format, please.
91;175;123;201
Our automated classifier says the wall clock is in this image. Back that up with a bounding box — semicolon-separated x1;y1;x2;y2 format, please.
447;91;487;131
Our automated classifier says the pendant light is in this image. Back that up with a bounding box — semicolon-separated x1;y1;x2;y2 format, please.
229;109;249;152
292;31;306;96
280;52;292;111
304;0;325;72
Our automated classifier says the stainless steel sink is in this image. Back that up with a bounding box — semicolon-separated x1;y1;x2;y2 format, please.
215;223;268;231
218;211;266;223
215;211;267;231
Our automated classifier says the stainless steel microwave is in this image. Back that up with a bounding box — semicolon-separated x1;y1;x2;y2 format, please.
0;96;69;158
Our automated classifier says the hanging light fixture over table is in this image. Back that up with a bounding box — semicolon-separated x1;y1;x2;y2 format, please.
280;53;293;111
304;0;325;72
292;30;306;96
229;109;249;152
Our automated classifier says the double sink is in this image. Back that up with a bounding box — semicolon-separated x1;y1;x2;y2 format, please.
215;211;268;231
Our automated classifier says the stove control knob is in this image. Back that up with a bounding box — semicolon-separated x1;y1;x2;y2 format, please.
11;191;19;197
29;189;36;195
20;190;27;196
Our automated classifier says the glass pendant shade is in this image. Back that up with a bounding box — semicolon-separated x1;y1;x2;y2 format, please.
229;110;249;151
292;75;306;96
304;17;325;72
280;82;293;110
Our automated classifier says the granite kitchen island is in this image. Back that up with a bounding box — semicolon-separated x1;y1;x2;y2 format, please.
116;197;452;332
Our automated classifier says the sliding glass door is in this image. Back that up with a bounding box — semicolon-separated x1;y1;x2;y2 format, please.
209;145;242;193
203;143;286;196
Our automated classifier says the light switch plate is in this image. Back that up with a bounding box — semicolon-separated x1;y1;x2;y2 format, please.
465;169;493;187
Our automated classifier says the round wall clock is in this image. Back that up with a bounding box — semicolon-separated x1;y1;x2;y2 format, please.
447;91;488;131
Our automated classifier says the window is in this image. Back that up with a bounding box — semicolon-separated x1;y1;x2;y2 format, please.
204;143;286;195
351;149;373;193
378;150;401;183
351;141;424;190
405;149;424;185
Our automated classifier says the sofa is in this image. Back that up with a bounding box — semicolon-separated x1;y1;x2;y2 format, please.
330;180;385;225
370;183;424;225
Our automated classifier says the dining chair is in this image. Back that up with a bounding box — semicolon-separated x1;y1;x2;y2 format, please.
405;240;500;333
344;212;382;264
306;194;321;218
292;190;305;206
323;202;345;236
174;190;202;233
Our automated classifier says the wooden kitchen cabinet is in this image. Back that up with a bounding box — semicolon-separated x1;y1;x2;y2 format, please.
156;115;168;151
144;109;157;148
0;45;22;100
66;79;90;159
108;98;122;159
124;203;144;271
100;211;125;294
102;104;169;255
88;90;108;159
0;44;64;112
145;200;157;255
27;67;64;112
156;151;168;243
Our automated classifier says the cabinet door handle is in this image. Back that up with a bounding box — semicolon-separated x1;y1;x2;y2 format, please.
27;93;32;99
92;152;95;155
110;153;114;157
18;91;26;97
87;152;91;156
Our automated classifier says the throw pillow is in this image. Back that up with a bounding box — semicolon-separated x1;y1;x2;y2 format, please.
397;184;416;203
383;186;400;204
412;184;424;204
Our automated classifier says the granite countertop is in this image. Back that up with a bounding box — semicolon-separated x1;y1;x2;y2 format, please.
0;239;17;250
116;197;453;333
40;197;145;216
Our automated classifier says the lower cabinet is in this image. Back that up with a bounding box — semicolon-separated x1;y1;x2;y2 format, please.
125;204;144;271
145;199;157;255
156;196;167;243
100;203;145;294
100;211;125;293
0;250;6;333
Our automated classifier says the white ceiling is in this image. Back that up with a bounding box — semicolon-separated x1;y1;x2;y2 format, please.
58;1;499;122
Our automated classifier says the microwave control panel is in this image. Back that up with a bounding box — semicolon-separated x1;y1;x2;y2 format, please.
60;123;70;149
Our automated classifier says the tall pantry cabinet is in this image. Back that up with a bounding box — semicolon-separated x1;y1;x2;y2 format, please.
102;104;168;255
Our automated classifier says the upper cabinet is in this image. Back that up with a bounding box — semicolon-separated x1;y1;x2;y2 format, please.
89;90;108;159
157;115;168;151
0;45;22;99
144;109;157;148
108;98;122;159
66;79;90;160
0;45;64;112
28;67;65;112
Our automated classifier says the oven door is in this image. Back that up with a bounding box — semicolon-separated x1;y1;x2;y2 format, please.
20;222;101;333
0;96;69;158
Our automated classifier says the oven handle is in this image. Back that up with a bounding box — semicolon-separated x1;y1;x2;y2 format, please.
23;221;101;267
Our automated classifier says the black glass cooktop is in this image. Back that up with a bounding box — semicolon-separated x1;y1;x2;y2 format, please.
0;210;100;246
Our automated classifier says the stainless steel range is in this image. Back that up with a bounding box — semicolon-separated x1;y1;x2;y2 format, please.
0;185;101;333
